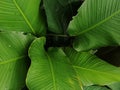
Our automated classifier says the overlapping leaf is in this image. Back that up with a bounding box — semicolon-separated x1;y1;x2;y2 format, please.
26;37;82;90
0;0;46;35
0;32;34;90
68;0;120;51
26;37;120;89
64;48;120;85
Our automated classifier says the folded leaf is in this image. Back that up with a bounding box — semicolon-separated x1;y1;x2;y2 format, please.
0;32;34;90
68;0;120;51
0;0;46;35
64;48;120;86
26;37;82;90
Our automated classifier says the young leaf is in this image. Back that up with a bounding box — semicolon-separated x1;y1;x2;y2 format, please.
43;0;80;33
26;37;83;90
68;0;120;51
64;48;120;86
0;32;34;90
0;0;46;35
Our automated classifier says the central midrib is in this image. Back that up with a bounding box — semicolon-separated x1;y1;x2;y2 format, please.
0;55;26;65
76;8;120;36
74;66;120;77
13;0;36;34
66;56;83;90
46;53;57;90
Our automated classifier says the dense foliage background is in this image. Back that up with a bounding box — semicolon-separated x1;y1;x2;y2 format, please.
0;0;120;90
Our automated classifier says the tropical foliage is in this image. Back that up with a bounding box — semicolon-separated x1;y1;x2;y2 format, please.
0;0;120;90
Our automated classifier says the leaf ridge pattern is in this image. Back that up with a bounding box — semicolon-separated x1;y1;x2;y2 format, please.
13;0;35;34
79;9;120;35
0;55;26;65
46;53;57;90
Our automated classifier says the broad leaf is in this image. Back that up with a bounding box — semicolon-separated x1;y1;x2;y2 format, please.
84;86;110;90
0;32;34;90
64;48;120;86
68;0;120;51
26;37;82;90
43;0;81;33
0;0;46;35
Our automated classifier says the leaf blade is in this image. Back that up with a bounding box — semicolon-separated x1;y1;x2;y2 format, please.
0;32;34;90
26;37;82;90
0;0;46;35
67;0;120;51
64;48;120;85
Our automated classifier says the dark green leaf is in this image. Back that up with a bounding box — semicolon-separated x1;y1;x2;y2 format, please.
44;0;81;33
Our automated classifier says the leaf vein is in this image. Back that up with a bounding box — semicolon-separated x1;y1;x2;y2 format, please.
79;9;120;35
13;0;35;34
0;55;26;65
46;53;57;90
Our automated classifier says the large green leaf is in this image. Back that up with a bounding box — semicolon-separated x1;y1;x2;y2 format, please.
0;32;34;90
43;0;80;33
0;0;46;35
26;37;82;90
64;48;120;86
67;0;120;51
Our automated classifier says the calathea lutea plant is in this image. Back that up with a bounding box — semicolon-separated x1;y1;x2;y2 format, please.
0;0;120;90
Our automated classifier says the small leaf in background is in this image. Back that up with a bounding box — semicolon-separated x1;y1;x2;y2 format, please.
26;37;82;90
0;32;34;90
0;0;46;35
67;0;120;51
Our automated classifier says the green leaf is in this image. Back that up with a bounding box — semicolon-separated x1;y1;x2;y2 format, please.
64;48;120;86
26;37;82;90
0;32;34;90
108;82;120;90
43;0;80;33
84;86;110;90
68;0;120;51
0;0;46;35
